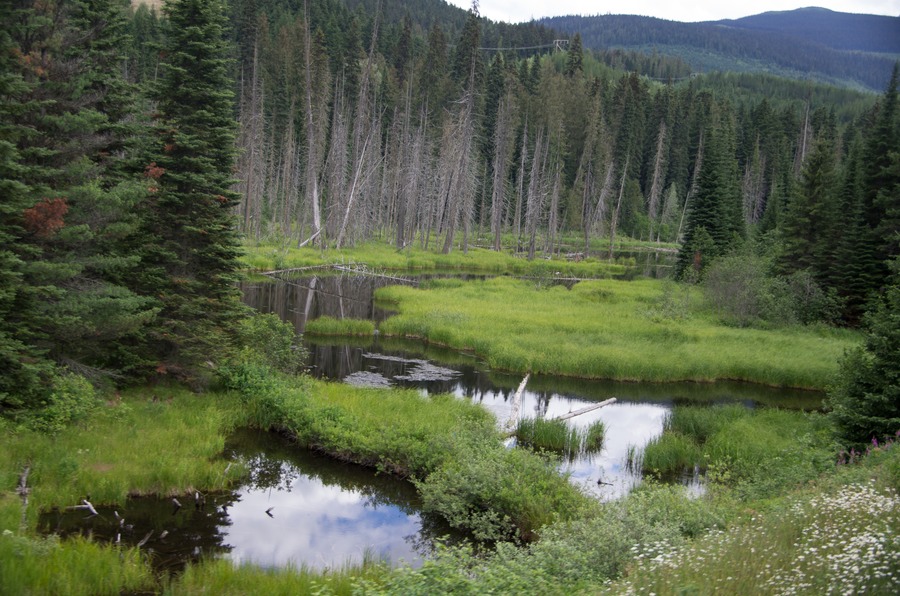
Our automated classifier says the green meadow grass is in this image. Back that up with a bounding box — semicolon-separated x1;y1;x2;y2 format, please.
305;316;375;336
0;386;244;519
376;277;860;389
165;555;388;595
241;238;628;278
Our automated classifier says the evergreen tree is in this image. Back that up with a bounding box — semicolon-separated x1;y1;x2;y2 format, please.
136;0;245;381
828;257;900;446
863;63;900;271
564;33;583;77
676;119;743;276
0;7;54;409
2;0;154;402
778;136;839;278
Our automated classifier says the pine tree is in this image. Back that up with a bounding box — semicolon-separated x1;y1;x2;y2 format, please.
564;33;583;78
828;257;900;446
676;119;743;277
137;0;245;381
778;137;839;278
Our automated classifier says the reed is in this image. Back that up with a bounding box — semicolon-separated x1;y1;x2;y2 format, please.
663;404;749;444
0;531;154;595
640;432;703;475
516;417;581;453
305;316;375;336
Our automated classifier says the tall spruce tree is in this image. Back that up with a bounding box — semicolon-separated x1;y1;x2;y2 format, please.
137;0;244;381
676;119;743;277
2;0;154;408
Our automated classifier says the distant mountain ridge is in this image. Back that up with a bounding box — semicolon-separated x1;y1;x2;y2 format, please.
713;7;900;53
540;7;899;91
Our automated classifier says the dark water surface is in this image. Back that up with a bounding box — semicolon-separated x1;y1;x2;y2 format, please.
38;429;461;574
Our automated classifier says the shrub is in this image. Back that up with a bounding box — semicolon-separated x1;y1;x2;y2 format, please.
233;312;306;374
26;374;99;434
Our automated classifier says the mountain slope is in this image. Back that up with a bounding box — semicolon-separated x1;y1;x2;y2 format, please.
715;7;900;53
540;9;898;91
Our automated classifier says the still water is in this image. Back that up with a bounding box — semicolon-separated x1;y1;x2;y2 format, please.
243;272;822;499
38;429;460;573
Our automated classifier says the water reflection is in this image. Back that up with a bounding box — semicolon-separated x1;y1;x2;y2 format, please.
241;274;823;499
38;429;460;573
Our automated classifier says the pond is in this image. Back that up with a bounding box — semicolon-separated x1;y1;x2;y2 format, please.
242;273;823;500
38;428;462;574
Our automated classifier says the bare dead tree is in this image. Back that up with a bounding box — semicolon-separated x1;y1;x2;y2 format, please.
646;119;667;239
525;126;547;260
608;155;629;259
491;91;515;251
676;128;704;242
235;37;266;238
742;135;768;225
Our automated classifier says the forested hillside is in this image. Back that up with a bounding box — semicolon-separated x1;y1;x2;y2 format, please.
716;7;900;54
540;10;899;91
1;0;899;423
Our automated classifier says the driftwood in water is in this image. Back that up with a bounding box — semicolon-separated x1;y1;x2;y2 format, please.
554;398;617;421
331;265;417;284
262;264;332;277
503;374;531;435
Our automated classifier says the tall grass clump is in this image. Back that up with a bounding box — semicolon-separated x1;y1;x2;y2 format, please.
0;533;154;596
641;432;704;476
664;404;750;443
515;417;580;453
583;420;605;451
166;555;389;595
305;316;375;336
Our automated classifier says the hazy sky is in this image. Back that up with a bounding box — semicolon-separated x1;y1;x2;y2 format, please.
444;1;900;24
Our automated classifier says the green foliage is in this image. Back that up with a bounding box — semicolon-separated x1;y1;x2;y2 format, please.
25;374;100;434
305;316;375;336
703;250;840;327
378;276;858;388
828;263;900;446
233;313;306;375
416;424;588;542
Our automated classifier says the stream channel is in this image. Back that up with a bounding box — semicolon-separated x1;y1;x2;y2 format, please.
41;266;823;574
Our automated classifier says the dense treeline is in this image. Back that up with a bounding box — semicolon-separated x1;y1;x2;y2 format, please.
1;0;898;428
540;14;898;92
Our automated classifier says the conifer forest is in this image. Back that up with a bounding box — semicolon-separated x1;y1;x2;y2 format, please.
1;1;899;593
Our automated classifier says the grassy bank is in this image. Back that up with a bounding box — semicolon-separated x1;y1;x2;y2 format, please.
376;277;860;389
3;374;896;594
240;238;632;278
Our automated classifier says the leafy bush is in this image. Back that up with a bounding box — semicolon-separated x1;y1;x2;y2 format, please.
232;313;306;374
416;426;588;542
26;374;99;434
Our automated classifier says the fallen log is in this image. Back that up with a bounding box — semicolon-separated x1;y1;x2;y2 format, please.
553;398;617;421
503;374;531;435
